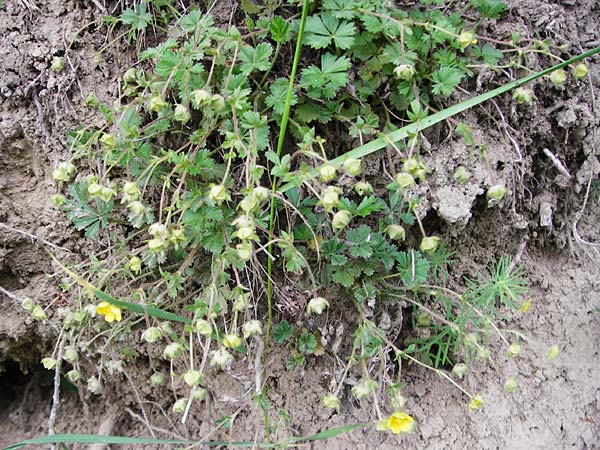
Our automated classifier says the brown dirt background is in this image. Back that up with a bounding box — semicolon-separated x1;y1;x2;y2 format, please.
1;0;599;449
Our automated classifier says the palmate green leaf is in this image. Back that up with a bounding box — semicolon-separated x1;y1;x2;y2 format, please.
305;13;356;50
396;251;430;288
120;4;152;32
472;43;504;66
239;42;273;75
470;0;507;19
431;66;464;95
332;46;600;166
300;53;351;100
266;78;298;115
269;16;291;43
322;0;358;19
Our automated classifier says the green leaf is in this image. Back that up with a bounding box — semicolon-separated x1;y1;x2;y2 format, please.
322;0;357;19
304;13;356;50
431;67;464;95
63;183;112;238
346;225;373;258
267;78;298;115
273;320;293;344
455;123;474;145
120;4;152;32
472;43;503;66
239;43;273;75
269;16;291;43
470;0;507;19
297;331;317;354
300;53;351;100
332;265;361;287
396;251;430;288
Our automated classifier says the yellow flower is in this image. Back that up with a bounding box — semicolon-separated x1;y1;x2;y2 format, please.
385;412;416;434
518;300;532;313
96;301;122;323
468;395;483;412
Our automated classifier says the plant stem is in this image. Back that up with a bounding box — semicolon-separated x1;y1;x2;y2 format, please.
262;0;310;440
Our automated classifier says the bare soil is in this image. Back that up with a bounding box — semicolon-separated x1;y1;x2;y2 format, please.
1;0;599;449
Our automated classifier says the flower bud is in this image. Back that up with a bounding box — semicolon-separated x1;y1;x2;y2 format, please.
236;242;253;262
21;297;34;312
385;224;405;241
193;319;212;336
319;164;337;182
547;344;560;360
174;104;191;123
507;342;521;358
52;162;76;182
395;172;415;190
128;201;146;216
242;320;263;338
513;88;533;105
163;342;183;359
307;296;329;314
51;194;66;207
208;184;230;204
142;327;163;343
42;357;57;370
342;158;362;176
128;256;142;273
210;94;225;111
191;387;207;401
183;370;203;387
458;31;477;49
192;89;211;107
549;69;567;86
393;64;415;81
223;334;242;349
100;133;116;148
170;227;185;246
420;236;440;254
98;186;116;203
148;238;166;253
172;398;188;413
253;186;270;203
51;56;65;72
149;223;169;240
351;378;378;399
320;187;340;212
353;181;374;196
235;225;256;241
504;376;518;393
452;363;468;379
32;305;47;321
87;376;100;394
122;180;139;197
63;346;78;363
123;68;138;84
574;63;589;80
239;194;259;213
147;95;168;112
322;394;340;410
331;210;352;230
210;348;233;368
486;184;506;203
415;311;431;326
67;369;80;382
150;372;166;386
453;166;470;185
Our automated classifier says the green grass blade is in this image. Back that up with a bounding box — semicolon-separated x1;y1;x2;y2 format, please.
288;422;370;443
3;423;371;450
1;434;271;450
49;253;191;324
332;45;600;164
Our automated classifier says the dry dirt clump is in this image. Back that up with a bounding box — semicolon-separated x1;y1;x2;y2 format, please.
1;0;600;449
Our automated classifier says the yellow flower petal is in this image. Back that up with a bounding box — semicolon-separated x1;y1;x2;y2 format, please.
386;412;416;434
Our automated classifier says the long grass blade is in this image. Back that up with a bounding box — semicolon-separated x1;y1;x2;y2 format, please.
332;45;600;164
